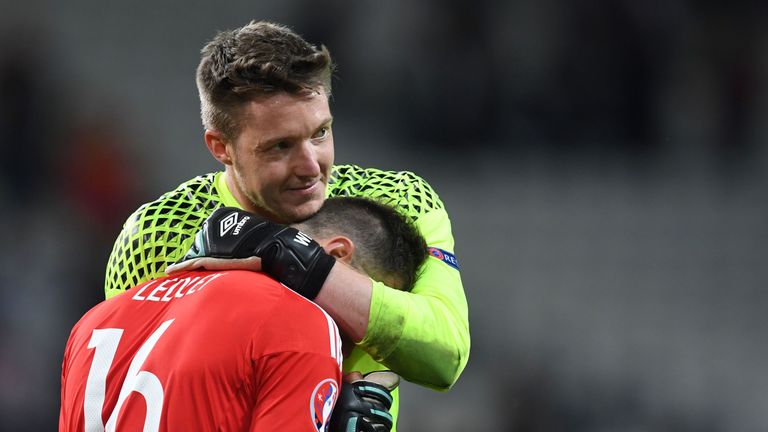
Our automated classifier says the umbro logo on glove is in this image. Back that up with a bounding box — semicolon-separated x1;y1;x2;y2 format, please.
178;207;335;299
219;211;251;237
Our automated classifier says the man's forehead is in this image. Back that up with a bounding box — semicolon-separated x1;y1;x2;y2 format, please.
240;92;331;139
246;91;329;113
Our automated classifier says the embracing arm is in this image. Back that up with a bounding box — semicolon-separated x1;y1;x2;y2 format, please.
168;205;471;390
164;170;471;390
316;207;470;390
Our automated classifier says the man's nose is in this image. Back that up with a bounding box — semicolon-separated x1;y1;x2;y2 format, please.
292;140;321;178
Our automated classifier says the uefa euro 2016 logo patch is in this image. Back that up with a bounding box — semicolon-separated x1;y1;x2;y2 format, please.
428;247;460;270
310;378;338;431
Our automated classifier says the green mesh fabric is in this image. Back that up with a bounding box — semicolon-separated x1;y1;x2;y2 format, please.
105;173;223;296
327;165;444;223
105;165;444;297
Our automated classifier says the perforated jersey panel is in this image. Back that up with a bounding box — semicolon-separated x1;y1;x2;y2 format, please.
327;165;444;223
105;173;222;295
105;165;443;297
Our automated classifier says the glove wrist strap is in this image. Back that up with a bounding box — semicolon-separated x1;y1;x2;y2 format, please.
300;253;335;299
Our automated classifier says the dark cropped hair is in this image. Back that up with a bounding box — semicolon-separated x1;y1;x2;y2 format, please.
196;21;335;139
297;197;428;292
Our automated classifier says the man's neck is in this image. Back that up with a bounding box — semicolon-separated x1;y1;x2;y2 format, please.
221;168;255;212
216;169;248;211
220;169;281;222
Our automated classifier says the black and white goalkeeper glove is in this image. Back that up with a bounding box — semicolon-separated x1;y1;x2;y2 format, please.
330;371;399;432
179;207;335;299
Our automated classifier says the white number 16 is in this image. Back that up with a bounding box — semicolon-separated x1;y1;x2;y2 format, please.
83;319;174;432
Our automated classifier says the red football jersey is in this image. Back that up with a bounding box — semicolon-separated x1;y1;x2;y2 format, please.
60;270;342;431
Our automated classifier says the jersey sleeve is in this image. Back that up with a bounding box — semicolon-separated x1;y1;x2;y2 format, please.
249;352;341;432
59;318;89;432
59;329;73;431
328;165;470;390
250;290;343;431
104;173;223;299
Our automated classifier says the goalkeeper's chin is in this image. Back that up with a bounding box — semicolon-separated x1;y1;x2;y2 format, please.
275;192;326;223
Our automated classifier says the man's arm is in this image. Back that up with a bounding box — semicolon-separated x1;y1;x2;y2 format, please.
59;333;72;431
249;351;342;431
170;205;469;390
326;166;469;390
316;206;469;390
166;168;470;390
249;288;345;432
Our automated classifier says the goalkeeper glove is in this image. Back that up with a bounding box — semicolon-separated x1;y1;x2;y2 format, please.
180;207;335;299
330;371;399;432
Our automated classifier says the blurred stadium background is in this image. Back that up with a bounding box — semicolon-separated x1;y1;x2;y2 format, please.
2;0;767;430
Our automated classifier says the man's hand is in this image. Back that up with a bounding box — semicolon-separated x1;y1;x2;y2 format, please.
166;256;263;274
171;207;335;299
330;371;399;432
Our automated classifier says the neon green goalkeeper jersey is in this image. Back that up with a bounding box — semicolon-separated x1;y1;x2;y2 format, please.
105;165;470;425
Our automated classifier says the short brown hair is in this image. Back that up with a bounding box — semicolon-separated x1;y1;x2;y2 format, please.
296;197;428;292
196;21;334;139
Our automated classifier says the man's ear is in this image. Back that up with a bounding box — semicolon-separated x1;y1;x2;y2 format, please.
204;129;233;165
322;236;355;265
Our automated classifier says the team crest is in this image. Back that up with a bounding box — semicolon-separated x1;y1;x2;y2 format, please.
310;378;338;431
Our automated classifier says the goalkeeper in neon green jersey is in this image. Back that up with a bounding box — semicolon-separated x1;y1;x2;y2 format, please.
104;21;469;428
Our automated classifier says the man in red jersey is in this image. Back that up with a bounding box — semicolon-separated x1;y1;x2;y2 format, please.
60;198;426;431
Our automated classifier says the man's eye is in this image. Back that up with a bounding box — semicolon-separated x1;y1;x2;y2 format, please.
312;127;329;140
273;141;290;150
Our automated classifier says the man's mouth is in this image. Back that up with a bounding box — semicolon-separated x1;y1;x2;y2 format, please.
287;181;321;195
